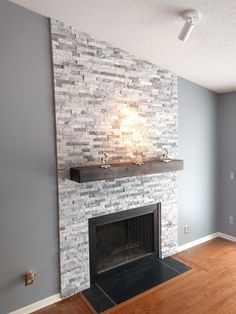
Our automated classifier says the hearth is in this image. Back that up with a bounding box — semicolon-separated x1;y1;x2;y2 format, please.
89;203;161;283
83;254;191;313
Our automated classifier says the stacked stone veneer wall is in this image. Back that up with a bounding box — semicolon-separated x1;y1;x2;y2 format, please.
51;19;178;297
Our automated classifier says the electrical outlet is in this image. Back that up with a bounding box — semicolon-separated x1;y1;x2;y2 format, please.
230;172;234;180
25;271;36;286
184;225;190;234
229;216;234;225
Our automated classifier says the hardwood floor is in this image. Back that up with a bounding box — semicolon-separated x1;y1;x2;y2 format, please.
34;238;236;314
33;293;96;314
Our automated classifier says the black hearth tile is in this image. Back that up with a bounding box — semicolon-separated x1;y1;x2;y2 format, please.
96;254;180;304
161;256;191;274
82;284;115;313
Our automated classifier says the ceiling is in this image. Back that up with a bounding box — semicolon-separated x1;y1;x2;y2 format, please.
10;0;236;93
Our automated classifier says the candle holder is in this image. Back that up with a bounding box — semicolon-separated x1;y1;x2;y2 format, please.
100;152;111;168
160;148;171;163
134;151;143;166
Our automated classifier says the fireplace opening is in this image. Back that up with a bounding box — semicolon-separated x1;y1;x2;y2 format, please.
89;203;161;283
96;213;154;272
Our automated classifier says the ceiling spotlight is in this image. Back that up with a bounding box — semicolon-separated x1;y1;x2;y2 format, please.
178;10;201;42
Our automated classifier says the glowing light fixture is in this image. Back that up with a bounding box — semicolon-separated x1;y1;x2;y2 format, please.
178;10;201;42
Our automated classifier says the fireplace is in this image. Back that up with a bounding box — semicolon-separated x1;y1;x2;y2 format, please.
52;19;179;297
89;203;161;283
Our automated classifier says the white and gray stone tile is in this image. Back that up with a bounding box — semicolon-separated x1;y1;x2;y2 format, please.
50;19;178;297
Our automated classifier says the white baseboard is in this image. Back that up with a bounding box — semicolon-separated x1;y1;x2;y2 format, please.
177;233;219;252
218;232;236;242
177;231;236;253
9;294;61;314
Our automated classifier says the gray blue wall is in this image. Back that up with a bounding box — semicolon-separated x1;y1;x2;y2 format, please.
218;93;236;236
0;1;59;313
178;78;218;245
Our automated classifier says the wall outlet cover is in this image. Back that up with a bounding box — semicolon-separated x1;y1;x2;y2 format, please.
184;225;190;234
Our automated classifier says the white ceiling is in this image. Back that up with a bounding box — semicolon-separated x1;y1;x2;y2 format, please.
10;0;236;93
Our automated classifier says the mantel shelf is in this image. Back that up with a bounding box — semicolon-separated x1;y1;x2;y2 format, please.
70;159;183;183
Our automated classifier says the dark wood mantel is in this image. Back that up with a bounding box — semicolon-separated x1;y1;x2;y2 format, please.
70;159;183;183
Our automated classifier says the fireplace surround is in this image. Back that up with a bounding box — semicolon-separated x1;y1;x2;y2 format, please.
51;19;179;297
89;203;161;283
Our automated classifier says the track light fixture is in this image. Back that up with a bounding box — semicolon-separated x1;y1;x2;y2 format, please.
178;10;201;42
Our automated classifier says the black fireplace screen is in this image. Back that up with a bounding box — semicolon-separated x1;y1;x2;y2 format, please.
96;213;154;272
89;203;160;283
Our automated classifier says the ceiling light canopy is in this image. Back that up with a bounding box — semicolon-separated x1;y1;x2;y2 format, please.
178;10;201;42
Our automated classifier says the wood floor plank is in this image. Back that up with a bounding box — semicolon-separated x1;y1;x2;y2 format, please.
33;293;96;314
34;237;236;314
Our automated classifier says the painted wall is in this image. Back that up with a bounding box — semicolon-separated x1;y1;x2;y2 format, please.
0;1;59;313
178;78;218;245
218;92;236;236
